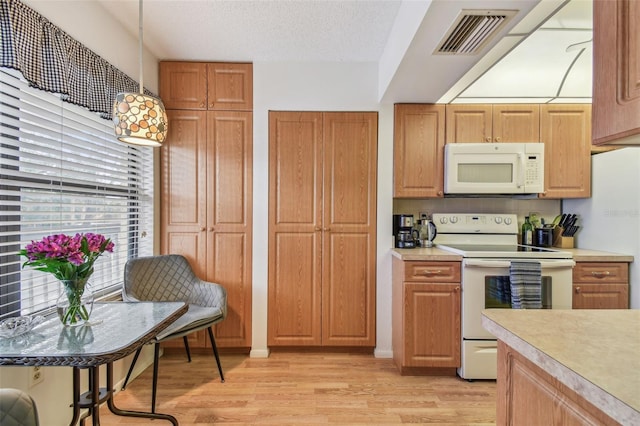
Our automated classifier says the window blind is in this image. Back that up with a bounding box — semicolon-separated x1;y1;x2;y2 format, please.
0;68;154;319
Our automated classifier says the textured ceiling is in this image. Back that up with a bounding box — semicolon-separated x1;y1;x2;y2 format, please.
89;0;590;103
97;0;403;62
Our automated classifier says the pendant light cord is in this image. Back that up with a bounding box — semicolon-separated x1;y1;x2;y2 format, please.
138;0;144;94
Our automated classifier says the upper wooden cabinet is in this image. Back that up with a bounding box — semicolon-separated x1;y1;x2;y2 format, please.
393;104;445;198
445;104;540;143
160;62;253;111
539;104;591;199
592;0;640;146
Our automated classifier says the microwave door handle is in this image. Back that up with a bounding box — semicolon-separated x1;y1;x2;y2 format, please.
517;153;525;188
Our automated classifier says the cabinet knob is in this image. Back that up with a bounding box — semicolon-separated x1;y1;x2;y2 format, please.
314;227;321;232
323;228;331;232
199;102;205;108
209;227;214;232
495;137;501;142
591;271;611;278
200;227;206;232
455;286;460;292
486;137;491;142
575;286;581;293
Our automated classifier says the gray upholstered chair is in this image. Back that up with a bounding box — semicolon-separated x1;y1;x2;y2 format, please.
121;254;227;412
0;388;39;426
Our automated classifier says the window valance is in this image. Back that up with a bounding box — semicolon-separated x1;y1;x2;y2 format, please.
0;0;152;120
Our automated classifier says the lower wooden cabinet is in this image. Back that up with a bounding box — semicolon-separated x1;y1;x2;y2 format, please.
572;262;629;309
392;258;461;374
497;341;620;425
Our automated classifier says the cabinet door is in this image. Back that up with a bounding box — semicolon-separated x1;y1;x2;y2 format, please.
322;112;377;347
207;111;253;347
268;112;323;346
540;104;591;198
393;104;445;198
492;104;540;142
403;283;460;367
573;284;629;309
160;110;209;349
593;0;640;145
445;104;492;143
160;110;208;275
159;62;207;110
207;63;253;111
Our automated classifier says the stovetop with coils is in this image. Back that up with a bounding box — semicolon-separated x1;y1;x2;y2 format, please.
432;213;573;259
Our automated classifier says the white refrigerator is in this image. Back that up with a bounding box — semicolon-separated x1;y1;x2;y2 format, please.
564;148;640;309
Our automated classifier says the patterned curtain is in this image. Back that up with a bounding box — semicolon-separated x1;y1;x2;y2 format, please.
0;0;153;119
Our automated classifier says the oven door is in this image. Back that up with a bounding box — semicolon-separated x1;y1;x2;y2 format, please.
462;258;575;339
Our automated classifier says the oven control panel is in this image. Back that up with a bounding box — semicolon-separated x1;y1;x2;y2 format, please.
433;213;518;234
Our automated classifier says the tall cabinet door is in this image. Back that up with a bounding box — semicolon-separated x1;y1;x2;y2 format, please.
161;110;208;276
540;104;591;199
322;112;377;346
393;104;445;198
268;112;323;346
207;111;253;347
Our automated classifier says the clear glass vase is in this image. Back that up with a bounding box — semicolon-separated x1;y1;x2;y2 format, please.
56;278;94;327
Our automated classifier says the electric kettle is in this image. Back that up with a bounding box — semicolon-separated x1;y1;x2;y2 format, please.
418;217;437;247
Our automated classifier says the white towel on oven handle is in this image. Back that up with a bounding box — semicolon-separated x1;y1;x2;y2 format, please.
509;261;542;309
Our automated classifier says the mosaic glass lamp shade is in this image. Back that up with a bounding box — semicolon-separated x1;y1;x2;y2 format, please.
112;0;167;147
113;93;168;146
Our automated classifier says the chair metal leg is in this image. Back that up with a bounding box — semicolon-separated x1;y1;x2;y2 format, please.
122;347;142;390
183;335;192;362
207;326;225;382
151;343;160;413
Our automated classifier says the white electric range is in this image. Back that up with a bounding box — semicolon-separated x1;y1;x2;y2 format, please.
432;213;575;380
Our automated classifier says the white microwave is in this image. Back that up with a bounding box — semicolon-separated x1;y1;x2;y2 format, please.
444;143;544;195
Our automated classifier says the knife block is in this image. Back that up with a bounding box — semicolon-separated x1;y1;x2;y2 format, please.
553;227;574;248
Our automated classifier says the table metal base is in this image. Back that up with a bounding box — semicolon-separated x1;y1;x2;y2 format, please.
71;362;178;426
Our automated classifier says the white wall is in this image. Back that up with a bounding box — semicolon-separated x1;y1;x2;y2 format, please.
251;62;395;357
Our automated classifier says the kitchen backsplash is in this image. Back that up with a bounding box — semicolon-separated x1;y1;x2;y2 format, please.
394;198;562;230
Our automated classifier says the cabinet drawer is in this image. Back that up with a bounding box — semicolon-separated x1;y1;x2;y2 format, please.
573;262;629;283
404;261;460;282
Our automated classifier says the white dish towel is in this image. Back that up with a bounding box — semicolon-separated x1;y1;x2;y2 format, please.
509;261;542;309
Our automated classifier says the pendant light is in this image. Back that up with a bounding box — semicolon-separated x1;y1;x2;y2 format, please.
113;0;168;147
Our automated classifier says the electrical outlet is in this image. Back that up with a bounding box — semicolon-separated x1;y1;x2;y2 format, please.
29;366;44;387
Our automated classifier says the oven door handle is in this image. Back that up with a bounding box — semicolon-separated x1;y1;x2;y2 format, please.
464;259;575;269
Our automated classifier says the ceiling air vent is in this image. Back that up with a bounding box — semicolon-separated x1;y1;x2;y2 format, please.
435;10;517;55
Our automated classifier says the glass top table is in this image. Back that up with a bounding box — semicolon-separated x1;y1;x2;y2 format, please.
0;301;188;425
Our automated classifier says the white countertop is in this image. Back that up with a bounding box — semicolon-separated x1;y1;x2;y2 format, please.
482;309;640;425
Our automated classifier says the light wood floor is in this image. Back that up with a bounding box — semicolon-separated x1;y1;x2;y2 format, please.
99;351;497;425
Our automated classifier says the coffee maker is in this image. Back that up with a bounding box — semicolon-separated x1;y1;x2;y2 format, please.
393;214;417;248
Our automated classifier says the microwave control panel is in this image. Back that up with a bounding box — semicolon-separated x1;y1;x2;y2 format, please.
525;154;542;186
